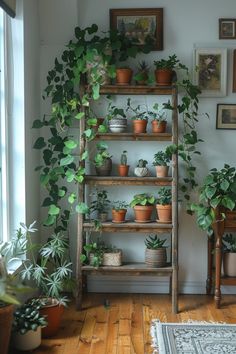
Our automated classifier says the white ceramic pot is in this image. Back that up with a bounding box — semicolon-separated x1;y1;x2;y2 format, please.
134;167;149;177
223;252;236;277
12;327;41;351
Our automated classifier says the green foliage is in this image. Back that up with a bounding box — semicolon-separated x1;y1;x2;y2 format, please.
80;240;118;268
153;150;170;166
223;234;236;253
94;142;112;167
120;150;128;165
130;193;155;207
190;164;236;235
106;101;126;121
137;159;148;168
12;299;48;334
157;188;172;205
147;103;167;122
145;235;167;249
112;201;129;211
90;189;110;214
126;98;148;121
154;54;180;70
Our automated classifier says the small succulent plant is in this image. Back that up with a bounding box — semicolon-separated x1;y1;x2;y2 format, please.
120;150;128;165
145;235;167;250
137;159;148;168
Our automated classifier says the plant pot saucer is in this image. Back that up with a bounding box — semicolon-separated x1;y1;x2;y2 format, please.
156;219;172;224
134;219;152;223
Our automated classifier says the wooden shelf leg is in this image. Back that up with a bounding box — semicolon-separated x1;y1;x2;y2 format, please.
206;234;214;295
214;227;223;309
172;268;178;314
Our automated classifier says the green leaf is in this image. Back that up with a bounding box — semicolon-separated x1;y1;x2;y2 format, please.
48;204;60;216
220;180;230;192
205;186;216;199
64;140;78;149
60;155;74;166
76;203;89;214
92;83;100;100
33;137;46;149
68;193;76;204
81;150;88;161
222;198;235;210
58;189;66;197
44;215;56;226
65;170;75;182
75;112;85;120
32;120;44;128
40;174;50;186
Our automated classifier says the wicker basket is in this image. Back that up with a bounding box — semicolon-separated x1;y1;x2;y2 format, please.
103;250;122;266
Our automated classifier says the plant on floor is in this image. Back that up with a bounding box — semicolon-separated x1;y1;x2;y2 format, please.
145;235;167;249
190;164;236;235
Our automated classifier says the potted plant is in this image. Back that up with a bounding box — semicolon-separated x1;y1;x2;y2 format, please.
116;66;133;85
126;98;148;133
222;234;236;277
90;189;110;222
94;142;113;176
81;241;122;267
154;54;179;85
118;150;129;177
153;150;171;178
135;60;149;85
190;164;236;234
106;102;127;133
112;201;129;223
1;222;73;338
148;103;167;133
145;235;167;268
134;159;149;177
156;187;172;223
12;299;47;351
130;193;155;223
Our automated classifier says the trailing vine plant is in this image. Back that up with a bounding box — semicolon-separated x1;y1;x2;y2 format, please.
33;24;153;232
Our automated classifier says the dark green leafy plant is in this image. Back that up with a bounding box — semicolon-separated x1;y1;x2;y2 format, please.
157;188;172;205
80;241;118;268
126;98;148;121
137;159;148;168
106;101;126;121
94;142;112;168
190;164;236;234
112;201;129;211
12;299;47;334
147;103;167;122
130;193;155;207
154;54;179;70
223;234;236;253
134;60;150;83
145;235;167;249
153;151;170;166
90;189;110;214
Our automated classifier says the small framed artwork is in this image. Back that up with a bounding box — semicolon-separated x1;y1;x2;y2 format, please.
233;49;236;92
110;8;163;51
216;104;236;129
219;18;236;39
194;48;227;97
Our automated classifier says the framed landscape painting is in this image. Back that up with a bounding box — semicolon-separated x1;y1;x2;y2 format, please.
110;8;163;51
216;104;236;129
194;48;227;97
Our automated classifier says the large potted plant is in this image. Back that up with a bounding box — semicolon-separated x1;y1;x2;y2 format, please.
153;150;170;178
12;299;47;351
154;54;179;86
222;234;236;277
145;235;167;268
94;142;113;176
90;189;110;222
148;103;167;133
190;164;236;234
156;187;172;223
130;193;155;223
112;201;128;223
1;222;73;338
126;98;148;133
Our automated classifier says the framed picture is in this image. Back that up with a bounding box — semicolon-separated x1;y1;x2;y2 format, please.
110;8;163;51
216;104;236;129
219;18;236;39
194;48;227;97
233;50;236;92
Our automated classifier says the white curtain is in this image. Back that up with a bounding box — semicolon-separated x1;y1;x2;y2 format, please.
0;0;16;18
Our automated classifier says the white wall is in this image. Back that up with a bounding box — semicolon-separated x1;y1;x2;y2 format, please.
39;0;236;294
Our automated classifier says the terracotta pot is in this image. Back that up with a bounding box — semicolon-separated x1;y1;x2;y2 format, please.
95;158;112;176
112;209;127;223
12;327;41;351
133;205;154;223
223;252;236;277
155;166;169;178
133;120;147;134
155;69;173;86
116;68;133;85
118;165;129;177
145;248;167;268
151;120;167;133
0;304;14;354
40;298;64;338
156;204;172;223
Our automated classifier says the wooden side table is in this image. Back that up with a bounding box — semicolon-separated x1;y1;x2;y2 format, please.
207;208;236;308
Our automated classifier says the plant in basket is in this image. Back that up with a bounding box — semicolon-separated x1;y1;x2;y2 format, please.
126;98;148;133
80;240;122;267
112;201;129;223
148;103;167;133
144;235;167;268
130;193;156;223
156;187;172;223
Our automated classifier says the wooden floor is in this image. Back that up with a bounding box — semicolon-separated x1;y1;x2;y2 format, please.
12;293;236;354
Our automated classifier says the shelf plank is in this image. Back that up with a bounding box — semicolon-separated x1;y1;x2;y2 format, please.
84;176;172;186
82;262;173;276
99;85;173;95
220;277;236;286
83;221;172;233
94;132;172;141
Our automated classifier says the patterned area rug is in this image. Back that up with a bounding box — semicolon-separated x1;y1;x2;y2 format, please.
151;320;236;354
